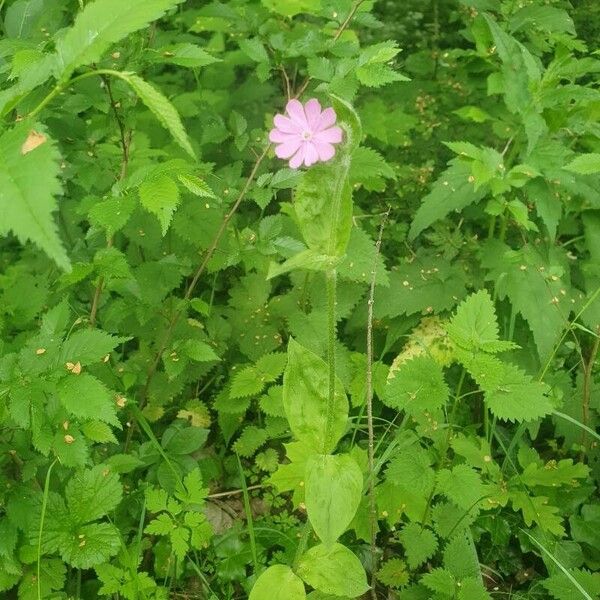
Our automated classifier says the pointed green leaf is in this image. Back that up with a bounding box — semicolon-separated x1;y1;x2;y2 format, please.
250;565;306;600
0;124;69;269
297;543;369;598
283;338;348;453
305;453;363;545
55;0;184;79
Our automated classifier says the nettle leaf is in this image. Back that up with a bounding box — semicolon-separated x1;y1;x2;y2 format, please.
457;351;553;422
230;352;287;399
443;532;481;580
232;426;268;457
376;558;410;589
375;252;467;319
88;194;137;238
399;523;438;569
150;43;220;69
447;290;518;354
409;161;487;240
436;465;485;510
55;0;185;79
249;565;306;600
305;453;363;546
297;543;369;598
60;522;121;569
66;466;123;523
385;446;435;496
421;568;456;596
356;41;408;88
139;173;180;235
57;373;120;427
0;124;69;269
564;153;600;175
114;72;195;159
60;329;129;366
349;146;396;192
383;355;449;416
481;241;572;360
283;338;348;454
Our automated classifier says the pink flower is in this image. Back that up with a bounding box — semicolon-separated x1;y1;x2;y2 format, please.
269;98;343;169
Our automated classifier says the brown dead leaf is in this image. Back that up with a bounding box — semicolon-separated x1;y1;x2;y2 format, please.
21;130;47;155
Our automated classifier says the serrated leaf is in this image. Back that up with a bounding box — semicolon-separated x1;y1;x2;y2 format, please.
385;444;435;493
88;194;136;237
409;161;486;240
60;522;121;568
349;146;396;192
232;426;268;457
55;0;184;79
447;290;518;353
357;63;409;87
436;465;484;510
376;558;410;589
177;173;217;198
139;173;180;235
66;466;123;523
481;241;572;361
182;339;220;362
151;43;220;68
443;533;480;579
383;355;449;416
399;523;438;569
60;329;128;366
57;373;120;427
564;153;600;175
239;38;269;62
81;421;118;443
457;351;553;422
0;124;69;269
421;568;456;596
115;72;195;158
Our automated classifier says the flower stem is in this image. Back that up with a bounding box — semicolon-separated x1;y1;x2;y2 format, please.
324;269;337;454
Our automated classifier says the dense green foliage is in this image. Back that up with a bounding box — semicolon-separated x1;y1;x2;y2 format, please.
0;0;599;598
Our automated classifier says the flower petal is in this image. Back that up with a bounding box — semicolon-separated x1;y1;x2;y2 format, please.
314;126;342;144
274;114;302;134
314;140;336;162
316;107;337;131
304;141;319;166
269;128;301;144
304;98;322;130
286;99;309;128
275;138;302;159
289;145;305;169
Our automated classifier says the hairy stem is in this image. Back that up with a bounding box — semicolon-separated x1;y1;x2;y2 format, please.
324;269;338;454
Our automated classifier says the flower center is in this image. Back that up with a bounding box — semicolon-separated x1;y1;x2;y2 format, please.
301;130;313;141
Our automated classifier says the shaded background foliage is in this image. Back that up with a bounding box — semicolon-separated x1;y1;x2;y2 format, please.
0;0;599;598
